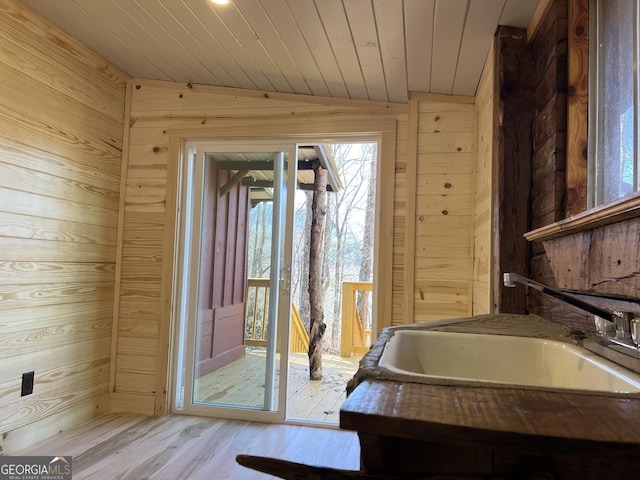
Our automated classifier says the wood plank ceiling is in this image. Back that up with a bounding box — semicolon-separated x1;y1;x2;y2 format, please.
21;0;540;103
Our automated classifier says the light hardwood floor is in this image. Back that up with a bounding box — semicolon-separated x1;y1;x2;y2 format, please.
19;413;361;479
194;349;361;424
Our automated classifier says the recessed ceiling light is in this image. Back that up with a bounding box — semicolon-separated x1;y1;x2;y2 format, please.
210;0;229;4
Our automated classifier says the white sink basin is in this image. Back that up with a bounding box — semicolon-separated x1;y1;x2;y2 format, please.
379;329;640;394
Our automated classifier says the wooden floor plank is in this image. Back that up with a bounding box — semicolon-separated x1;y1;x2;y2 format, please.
19;414;360;480
71;415;207;478
17;350;361;478
16;413;142;458
149;419;255;479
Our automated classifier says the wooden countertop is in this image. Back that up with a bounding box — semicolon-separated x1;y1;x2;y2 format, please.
341;380;640;457
339;313;640;458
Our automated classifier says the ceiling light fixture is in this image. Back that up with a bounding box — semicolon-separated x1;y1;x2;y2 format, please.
209;0;229;5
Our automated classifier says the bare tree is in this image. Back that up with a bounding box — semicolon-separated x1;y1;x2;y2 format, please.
293;192;312;331
250;143;377;360
357;144;377;333
327;144;369;352
358;144;376;283
308;162;327;380
248;201;272;278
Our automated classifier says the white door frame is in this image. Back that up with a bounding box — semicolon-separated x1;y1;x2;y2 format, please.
169;134;383;423
172;139;296;423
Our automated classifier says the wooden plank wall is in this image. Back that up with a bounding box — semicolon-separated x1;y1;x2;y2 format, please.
527;0;640;334
527;0;581;326
196;166;250;375
392;114;410;326
118;80;408;414
411;94;476;323
531;0;568;232
473;43;495;315
0;0;489;434
116;80;483;414
0;0;128;454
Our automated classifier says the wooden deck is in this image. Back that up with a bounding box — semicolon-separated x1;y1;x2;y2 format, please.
195;348;361;423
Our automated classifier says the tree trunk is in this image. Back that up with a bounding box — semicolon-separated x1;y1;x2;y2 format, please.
331;200;343;353
308;161;327;380
297;191;313;332
359;149;376;283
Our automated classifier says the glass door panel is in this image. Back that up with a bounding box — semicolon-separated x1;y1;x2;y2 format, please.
176;142;296;420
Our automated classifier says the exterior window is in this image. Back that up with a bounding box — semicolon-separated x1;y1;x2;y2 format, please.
589;0;640;207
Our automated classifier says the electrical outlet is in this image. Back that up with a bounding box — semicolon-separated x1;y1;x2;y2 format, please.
21;371;34;396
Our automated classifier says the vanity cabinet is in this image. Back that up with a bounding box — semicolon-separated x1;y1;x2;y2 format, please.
340;315;640;479
341;380;640;478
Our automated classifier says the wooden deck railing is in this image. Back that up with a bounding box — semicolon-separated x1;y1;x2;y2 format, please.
245;278;373;357
340;281;373;357
245;278;309;353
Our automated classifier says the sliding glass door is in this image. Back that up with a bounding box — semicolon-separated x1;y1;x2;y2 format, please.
174;141;297;421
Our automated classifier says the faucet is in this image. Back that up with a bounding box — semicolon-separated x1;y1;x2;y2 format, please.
503;272;639;352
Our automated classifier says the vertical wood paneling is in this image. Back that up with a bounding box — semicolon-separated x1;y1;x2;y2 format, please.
473;42;495;315
0;0;128;454
195;166;249;376
237;184;250;305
